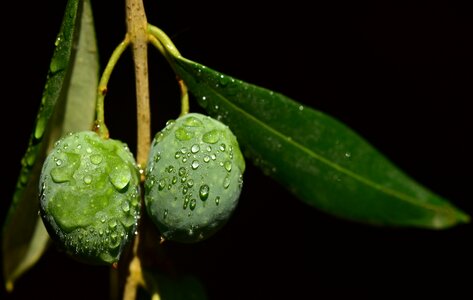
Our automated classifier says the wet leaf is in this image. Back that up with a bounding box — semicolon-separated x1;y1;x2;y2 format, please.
170;56;469;229
2;0;98;291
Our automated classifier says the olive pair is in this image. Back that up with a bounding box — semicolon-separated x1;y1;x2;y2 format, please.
39;113;245;265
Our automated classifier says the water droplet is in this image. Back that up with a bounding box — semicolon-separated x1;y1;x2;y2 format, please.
203;155;210;163
182;157;188;163
223;176;230;189
167;165;174;173
54;37;61;46
202;129;220;144
215;196;220;206
199;185;209;201
219;74;229;86
345;152;352;159
178;167;186;177
182;187;188;194
183;197;189;209
191;144;200;153
109;165;131;190
187;179;194;188
211;154;216;160
50;167;72;183
181;176;187;183
34;116;46;140
90;154;103;165
109;219;117;229
158;179;166;191
77;144;82;149
183;116;203;127
189;199;197;210
191;160;200;170
163;209;168;219
172;176;177;184
219;144;226;152
298;105;304;111
55;159;63;166
175;152;181;159
83;175;92;184
175;127;193;141
122;201;130;212
224;161;232;172
63;143;69;150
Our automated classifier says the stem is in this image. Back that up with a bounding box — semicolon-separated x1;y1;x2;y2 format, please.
123;1;149;300
95;37;130;138
126;0;150;170
148;30;189;115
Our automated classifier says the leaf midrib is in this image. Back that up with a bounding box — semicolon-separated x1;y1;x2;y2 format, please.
179;59;451;215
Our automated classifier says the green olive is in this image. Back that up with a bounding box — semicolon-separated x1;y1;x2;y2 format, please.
145;113;245;243
39;131;141;265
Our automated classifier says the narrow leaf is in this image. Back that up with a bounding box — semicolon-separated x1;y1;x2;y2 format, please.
171;56;469;229
2;0;98;291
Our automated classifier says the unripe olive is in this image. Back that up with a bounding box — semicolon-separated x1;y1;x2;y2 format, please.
145;113;245;243
39;131;141;265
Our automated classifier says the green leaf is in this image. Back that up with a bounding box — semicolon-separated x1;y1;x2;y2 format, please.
171;56;469;229
2;0;98;291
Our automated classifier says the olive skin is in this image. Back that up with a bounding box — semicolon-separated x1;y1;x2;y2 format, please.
39;131;141;265
145;113;245;243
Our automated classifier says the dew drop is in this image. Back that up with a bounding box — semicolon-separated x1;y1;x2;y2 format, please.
163;209;168;219
175;127;193;141
187;179;194;188
345;152;352;159
183;197;189;209
191;144;200;153
158;179;166;191
167;165;175;173
175;152;181;159
223;176;230;189
202;129;220;144
109;165;131;190
215;196;220;206
178;167;186;177
191;160;200;170
172;176;177;184
50;167;72;183
199;184;209;201
90;154;103;165
211;154;216;160
183;116;203;127
109;219;117;229
203;155;210;163
182;187;188;194
122;201;130;212
219;144;226;152
155;153;161;162
55;159;63;166
83;175;92;184
189;199;197;210
224;161;232;172
298;105;304;111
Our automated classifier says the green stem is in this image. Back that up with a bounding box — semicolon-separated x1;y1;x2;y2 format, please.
95;37;130;138
147;24;182;58
147;27;189;115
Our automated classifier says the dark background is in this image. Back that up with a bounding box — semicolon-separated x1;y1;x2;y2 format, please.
1;0;472;299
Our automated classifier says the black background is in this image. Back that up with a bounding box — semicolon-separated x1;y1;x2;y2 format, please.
1;0;472;299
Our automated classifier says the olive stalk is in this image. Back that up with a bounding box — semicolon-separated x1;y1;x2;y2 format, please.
123;0;150;299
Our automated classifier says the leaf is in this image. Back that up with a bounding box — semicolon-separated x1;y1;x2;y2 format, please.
2;0;98;291
170;56;469;229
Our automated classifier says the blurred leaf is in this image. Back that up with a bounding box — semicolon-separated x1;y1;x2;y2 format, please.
2;0;98;291
142;269;207;300
170;56;469;229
